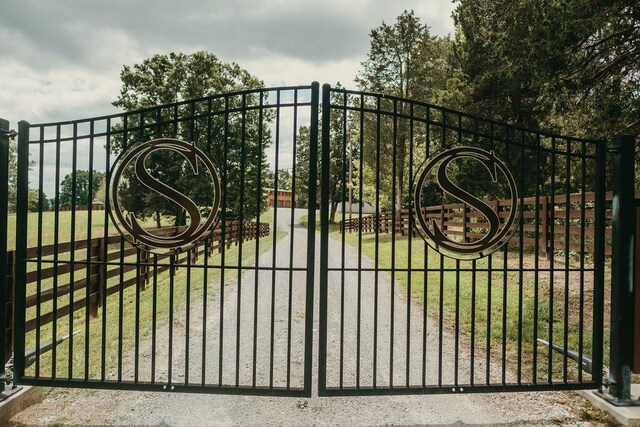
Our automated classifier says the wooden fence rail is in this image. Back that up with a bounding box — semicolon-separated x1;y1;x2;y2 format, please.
3;220;269;361
339;191;640;257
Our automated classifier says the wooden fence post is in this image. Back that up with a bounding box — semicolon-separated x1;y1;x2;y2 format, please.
541;196;549;260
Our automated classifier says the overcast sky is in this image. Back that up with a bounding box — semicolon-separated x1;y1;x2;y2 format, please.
0;0;455;126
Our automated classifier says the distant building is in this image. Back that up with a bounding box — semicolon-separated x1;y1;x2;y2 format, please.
266;189;298;208
91;199;105;210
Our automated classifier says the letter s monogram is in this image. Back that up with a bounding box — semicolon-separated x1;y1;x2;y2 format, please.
414;147;519;260
109;139;221;254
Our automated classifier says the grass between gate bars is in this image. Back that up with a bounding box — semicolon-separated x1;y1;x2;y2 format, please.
299;214;610;384
20;208;286;382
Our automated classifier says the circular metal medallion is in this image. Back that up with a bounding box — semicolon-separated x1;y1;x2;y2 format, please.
413;147;519;260
108;138;221;255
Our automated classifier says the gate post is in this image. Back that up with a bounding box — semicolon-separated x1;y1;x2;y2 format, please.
13;121;30;383
0;118;14;391
602;135;637;405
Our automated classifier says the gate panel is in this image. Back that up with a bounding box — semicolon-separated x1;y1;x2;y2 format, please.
13;84;319;396
319;84;605;395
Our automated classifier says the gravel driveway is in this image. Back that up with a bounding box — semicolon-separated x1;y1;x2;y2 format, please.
9;208;607;426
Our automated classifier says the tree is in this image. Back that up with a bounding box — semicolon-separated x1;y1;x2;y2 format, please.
7;140;17;212
59;170;105;207
277;170;292;191
28;188;49;212
295;89;357;222
112;51;270;225
356;11;462;215
453;0;640;137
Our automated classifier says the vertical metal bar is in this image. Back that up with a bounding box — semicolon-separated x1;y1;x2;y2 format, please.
14;120;30;382
135;249;141;383
35;126;44;378
517;130;525;385
438;254;444;387
202;98;212;388
0;118;11;384
304;82;319;396
373;96;381;388
152;254;158;383
422;109;431;388
269;91;280;388
235;94;247;388
563;139;571;383
52;124;61;378
184;103;196;386
578;141;587;382
356;93;364;389
168;253;175;385
390;99;397;387
117;237;124;382
339;91;347;389
501;246;507;385
533;133;541;384
252;92;264;389
592;138;606;388
605;135;636;402
68;122;78;379
286;89;298;389
470;116;479;386
185;249;191;385
318;83;331;394
218;97;229;387
548;136;556;384
84;120;95;381
486;253;492;385
455;259;460;387
470;259;476;385
101;118;111;382
406;103;414;388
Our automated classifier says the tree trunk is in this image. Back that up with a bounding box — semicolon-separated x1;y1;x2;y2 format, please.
175;209;186;227
330;201;339;223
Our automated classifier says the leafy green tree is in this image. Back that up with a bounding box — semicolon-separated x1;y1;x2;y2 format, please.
7;140;17;212
27;188;49;212
59;170;105;207
112;51;270;225
296;90;357;222
356;11;463;214
294;126;312;208
453;0;640;137
277;169;292;191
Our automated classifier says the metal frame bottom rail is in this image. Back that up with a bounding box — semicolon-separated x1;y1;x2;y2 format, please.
17;377;309;396
320;382;600;397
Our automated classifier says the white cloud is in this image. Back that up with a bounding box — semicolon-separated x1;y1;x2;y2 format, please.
1;0;455;124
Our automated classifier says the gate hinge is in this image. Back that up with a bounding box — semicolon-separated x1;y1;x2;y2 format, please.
0;129;18;140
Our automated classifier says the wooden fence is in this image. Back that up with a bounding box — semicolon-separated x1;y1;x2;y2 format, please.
339;191;640;257
3;220;269;361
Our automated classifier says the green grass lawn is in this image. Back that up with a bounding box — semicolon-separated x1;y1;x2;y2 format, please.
301;216;607;383
20;207;281;381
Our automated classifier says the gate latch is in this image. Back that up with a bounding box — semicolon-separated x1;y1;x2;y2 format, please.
0;129;17;140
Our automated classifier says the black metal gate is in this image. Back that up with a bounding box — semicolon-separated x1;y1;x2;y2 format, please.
317;84;606;395
11;84;319;396
4;82;610;398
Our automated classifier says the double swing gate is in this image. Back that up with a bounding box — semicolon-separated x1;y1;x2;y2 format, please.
2;82;607;397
